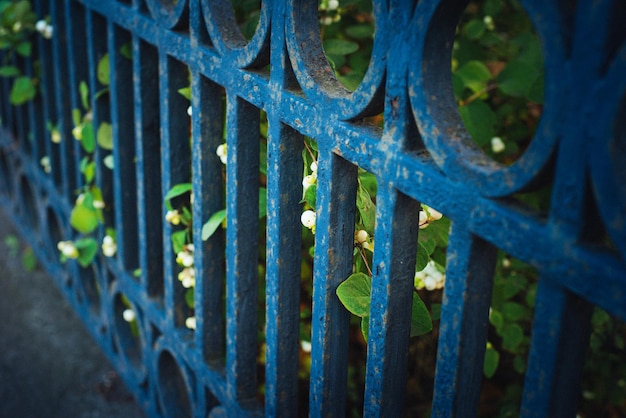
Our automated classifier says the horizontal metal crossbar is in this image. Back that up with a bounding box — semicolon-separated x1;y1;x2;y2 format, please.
0;0;624;417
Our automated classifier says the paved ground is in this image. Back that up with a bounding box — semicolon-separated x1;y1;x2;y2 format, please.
0;217;145;418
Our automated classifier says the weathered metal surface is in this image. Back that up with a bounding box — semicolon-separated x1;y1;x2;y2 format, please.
0;0;623;417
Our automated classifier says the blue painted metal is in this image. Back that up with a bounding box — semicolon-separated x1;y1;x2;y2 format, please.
0;0;623;417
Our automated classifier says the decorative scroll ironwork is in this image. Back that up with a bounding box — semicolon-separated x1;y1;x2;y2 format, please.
0;0;624;416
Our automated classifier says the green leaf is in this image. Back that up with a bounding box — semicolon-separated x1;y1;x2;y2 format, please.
164;183;192;201
464;19;486;40
503;276;526;299
452;73;465;99
171;230;187;254
259;141;267;175
6;1;33;23
513;355;526;374
344;24;374;40
82;160;96;184
502;302;527;322
104;228;116;242
353;247;367;274
515;33;543;69
185;288;194;309
323;38;360;56
358;170;377;196
427;216;450;247
430;248;447;267
81;189;97;208
120;42;132;60
16;41;31;57
356;182;376;234
497;60;538;98
483;0;502;16
178;86;191;100
527;74;544;104
72;109;81;127
484;346;500;378
238;10;259;39
525;282;537;308
80;122;95;153
9;76;36;105
4;234;19;256
304;184;317;209
259;187;267;219
97;122;113;150
489;310;504;332
416;242;430;272
418;233;437;255
501;323;524;352
455;60;491;94
0;65;19;77
361;315;369;341
337;71;363;91
97;54;110;85
21;246;36;271
180;205;192;226
201;209;226;241
74;237;98;267
0;1;13;15
458;100;496;146
410;292;432;337
79;81;89;110
336;272;371;317
91;188;105;222
591;308;610;327
70;204;99;233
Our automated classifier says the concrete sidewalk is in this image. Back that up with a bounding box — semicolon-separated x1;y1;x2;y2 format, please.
0;219;145;418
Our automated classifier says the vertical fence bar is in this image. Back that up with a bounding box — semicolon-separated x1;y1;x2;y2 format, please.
65;0;88;188
264;1;303;414
363;3;422;404
0;51;14;134
364;186;420;416
519;0;602;406
23;29;43;164
86;10;113;228
109;23;138;272
12;53;27;155
431;224;498;417
51;0;76;199
159;52;191;327
14;56;28;157
34;0;59;187
225;93;260;402
264;119;303;415
309;147;357;417
520;278;593;417
14;10;33;155
191;73;225;363
134;38;163;298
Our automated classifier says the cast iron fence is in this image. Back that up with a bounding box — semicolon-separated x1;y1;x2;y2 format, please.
0;0;624;417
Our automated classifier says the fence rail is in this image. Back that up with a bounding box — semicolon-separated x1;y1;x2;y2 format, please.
0;0;624;416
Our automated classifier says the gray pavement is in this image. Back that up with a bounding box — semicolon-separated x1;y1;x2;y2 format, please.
0;217;145;418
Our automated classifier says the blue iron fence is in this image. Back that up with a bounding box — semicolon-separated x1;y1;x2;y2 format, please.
0;0;624;416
